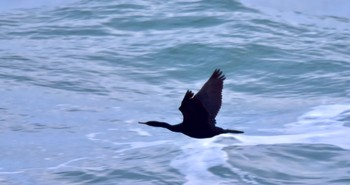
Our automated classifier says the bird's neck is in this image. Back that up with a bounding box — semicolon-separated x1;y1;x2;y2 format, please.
147;121;181;132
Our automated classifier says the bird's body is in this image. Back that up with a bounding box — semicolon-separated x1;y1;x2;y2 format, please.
139;69;244;139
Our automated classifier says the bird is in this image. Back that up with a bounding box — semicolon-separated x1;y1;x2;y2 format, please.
139;69;244;139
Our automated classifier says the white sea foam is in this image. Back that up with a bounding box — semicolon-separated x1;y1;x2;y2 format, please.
171;104;350;184
128;128;151;136
171;138;233;185
232;104;350;149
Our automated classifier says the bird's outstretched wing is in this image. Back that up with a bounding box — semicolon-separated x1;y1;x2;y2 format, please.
194;69;225;120
179;90;194;119
179;90;209;127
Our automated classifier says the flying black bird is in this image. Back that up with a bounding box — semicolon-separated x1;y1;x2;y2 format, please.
139;69;244;139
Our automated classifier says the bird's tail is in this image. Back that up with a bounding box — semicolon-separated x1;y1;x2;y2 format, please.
224;129;244;134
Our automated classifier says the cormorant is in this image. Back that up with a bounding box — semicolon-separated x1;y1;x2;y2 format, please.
139;69;244;139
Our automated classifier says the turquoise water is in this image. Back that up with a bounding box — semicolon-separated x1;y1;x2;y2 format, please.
1;0;350;184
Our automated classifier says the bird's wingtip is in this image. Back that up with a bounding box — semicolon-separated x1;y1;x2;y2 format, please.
211;68;225;80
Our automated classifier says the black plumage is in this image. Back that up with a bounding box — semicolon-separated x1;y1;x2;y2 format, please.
139;69;244;139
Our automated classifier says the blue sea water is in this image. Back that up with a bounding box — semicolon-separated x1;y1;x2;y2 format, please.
1;0;350;184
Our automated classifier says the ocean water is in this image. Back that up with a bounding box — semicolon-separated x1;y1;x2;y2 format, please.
1;0;350;184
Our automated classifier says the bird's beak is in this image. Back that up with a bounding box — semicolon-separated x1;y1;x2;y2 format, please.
138;122;145;124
